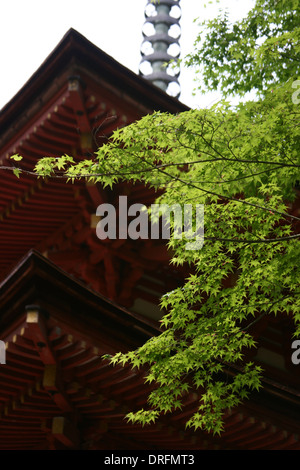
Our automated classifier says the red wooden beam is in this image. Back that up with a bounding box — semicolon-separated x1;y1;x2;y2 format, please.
25;306;56;365
68;77;91;135
0;87;70;161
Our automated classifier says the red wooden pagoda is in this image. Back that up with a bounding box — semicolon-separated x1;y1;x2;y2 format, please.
0;29;299;450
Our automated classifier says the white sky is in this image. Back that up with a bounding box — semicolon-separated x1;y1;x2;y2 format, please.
0;0;254;111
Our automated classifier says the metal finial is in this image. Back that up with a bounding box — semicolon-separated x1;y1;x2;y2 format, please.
139;0;181;99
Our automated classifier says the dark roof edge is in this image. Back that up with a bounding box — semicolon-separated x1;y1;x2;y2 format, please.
0;28;189;130
0;249;161;339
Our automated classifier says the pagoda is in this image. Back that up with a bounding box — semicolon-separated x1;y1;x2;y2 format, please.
0;28;299;450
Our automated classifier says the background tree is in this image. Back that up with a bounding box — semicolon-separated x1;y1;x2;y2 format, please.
186;0;300;98
11;0;300;434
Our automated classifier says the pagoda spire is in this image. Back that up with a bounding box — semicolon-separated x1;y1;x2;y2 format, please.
139;0;181;98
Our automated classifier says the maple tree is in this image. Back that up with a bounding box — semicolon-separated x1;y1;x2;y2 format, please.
10;0;300;434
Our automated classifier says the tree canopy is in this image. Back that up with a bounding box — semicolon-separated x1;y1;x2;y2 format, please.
10;0;300;435
186;0;300;98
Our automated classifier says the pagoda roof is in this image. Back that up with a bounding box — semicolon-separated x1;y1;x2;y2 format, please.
0;29;188;303
0;250;299;450
0;28;188;137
